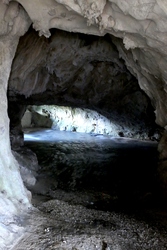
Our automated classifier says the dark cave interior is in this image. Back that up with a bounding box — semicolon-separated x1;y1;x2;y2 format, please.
7;26;164;214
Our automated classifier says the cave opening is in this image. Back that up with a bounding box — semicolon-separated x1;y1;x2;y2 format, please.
7;24;163;210
6;25;167;249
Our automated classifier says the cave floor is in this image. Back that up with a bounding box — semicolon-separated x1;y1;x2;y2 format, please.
11;129;167;249
11;190;167;250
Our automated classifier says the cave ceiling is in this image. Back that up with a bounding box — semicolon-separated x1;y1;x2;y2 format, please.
8;25;157;132
2;0;167;128
8;28;142;111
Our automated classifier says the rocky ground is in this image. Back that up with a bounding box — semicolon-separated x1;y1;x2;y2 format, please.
10;190;167;250
9;130;167;249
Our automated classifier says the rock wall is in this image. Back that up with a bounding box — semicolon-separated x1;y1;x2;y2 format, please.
0;1;31;248
23;106;122;136
22;105;159;140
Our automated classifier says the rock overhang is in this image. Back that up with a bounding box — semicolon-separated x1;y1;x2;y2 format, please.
8;26;160;140
1;0;165;128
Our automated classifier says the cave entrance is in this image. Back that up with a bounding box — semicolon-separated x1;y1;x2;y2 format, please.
7;25;162;211
5;25;166;249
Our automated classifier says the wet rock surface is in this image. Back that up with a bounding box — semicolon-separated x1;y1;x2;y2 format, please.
10;129;167;249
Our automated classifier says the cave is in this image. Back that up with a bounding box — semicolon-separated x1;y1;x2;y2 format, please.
1;1;167;249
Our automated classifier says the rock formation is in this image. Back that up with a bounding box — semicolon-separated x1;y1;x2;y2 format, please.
21;105;158;139
0;0;167;247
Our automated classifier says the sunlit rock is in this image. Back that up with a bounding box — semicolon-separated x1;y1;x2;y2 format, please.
22;105;160;140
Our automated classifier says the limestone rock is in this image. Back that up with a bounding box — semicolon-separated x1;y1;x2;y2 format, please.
1;0;167;247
